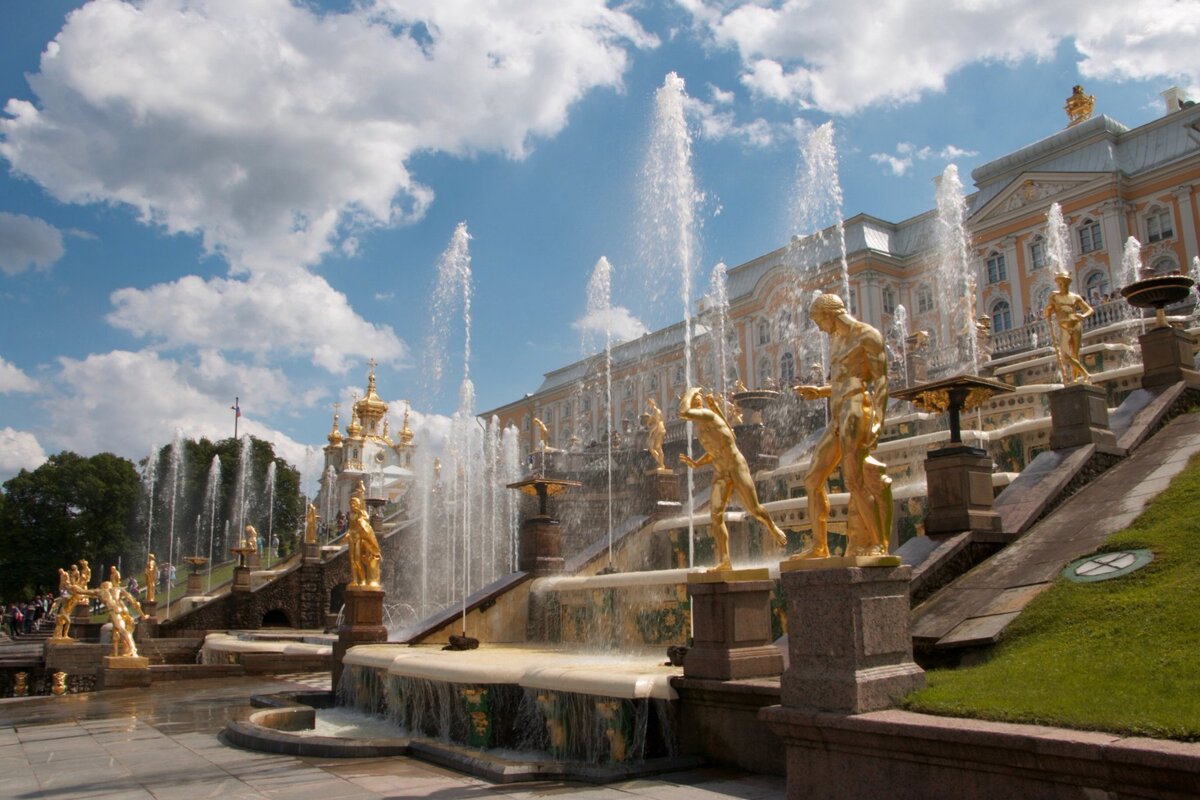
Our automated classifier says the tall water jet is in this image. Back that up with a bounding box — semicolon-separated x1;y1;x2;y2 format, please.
706;262;737;401
141;450;157;562
165;430;186;590
789;121;850;302
932;164;978;376
890;304;909;387
264;461;277;566
1045;202;1071;274
203;454;222;593
638;72;700;565
1122;236;1147;346
234;434;253;550
582;256;615;566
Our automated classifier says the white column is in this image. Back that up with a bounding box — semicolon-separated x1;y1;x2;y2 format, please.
1098;199;1129;280
860;271;883;330
1001;235;1022;325
1173;184;1198;264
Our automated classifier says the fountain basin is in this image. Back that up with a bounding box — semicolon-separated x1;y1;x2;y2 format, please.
1121;275;1196;327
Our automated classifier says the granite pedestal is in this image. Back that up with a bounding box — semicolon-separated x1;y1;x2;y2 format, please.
1049;383;1118;452
684;574;783;681
232;566;252;592
779;565;924;713
332;586;388;688
303;541;322;563
186;572;204;596
1139;325;1200;388
642;468;680;516
518;516;564;576
923;446;1001;537
98;655;151;690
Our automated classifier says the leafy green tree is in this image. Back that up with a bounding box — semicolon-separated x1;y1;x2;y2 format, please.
0;452;139;599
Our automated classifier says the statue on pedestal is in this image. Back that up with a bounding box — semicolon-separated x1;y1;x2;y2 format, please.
304;502;319;545
347;482;381;589
49;560;91;641
678;387;788;571
793;293;893;558
645;397;666;470
1045;271;1094;385
93;580;147;658
143;553;156;603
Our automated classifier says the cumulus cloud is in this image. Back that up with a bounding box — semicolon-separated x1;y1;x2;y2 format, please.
682;0;1200;113
573;306;649;343
108;268;405;373
0;212;64;275
0;428;47;482
47;349;313;469
0;355;37;393
869;142;979;176
1;0;656;272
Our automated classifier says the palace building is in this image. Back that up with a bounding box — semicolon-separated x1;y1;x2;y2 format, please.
481;88;1200;458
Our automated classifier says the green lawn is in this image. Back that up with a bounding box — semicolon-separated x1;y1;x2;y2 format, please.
903;450;1200;741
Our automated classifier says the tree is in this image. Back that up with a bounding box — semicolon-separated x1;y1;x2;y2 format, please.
0;452;139;599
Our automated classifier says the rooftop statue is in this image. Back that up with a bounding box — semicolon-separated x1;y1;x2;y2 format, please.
645;398;666;471
678;387;788;571
1065;84;1095;127
1045;272;1094;385
347;481;382;589
793;293;893;558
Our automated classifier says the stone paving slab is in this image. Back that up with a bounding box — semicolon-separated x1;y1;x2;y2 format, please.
914;411;1200;651
0;673;783;799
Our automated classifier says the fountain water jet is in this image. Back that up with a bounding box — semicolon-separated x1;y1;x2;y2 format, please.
582;256;616;566
932;165;978;376
789;121;850;302
203;454;221;593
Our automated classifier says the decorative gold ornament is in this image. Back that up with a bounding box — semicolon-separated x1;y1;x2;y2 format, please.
1065;85;1095;127
1045;271;1094;385
678;387;788;571
12;672;28;696
51;672;67;696
792;293;893;559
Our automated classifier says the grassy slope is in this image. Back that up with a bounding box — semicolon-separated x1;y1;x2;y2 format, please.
904;450;1200;740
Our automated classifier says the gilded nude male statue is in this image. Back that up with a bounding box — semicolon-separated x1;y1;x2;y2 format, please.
645;398;666;470
678;387;788;571
1044;271;1094;385
793;293;893;558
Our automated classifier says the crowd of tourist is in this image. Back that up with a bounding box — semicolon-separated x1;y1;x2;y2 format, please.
2;594;56;637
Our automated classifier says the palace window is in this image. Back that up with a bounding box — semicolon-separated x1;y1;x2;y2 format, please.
1152;257;1178;276
1084;271;1109;303
757;318;770;345
849;288;858;316
675;365;685;384
780;352;795;384
1078;219;1103;254
624;381;633;398
986;251;1007;284
757;356;771;386
582;395;590;412
1029;235;1046;270
522;414;530;432
882;286;896;315
990;300;1013;333
647;374;658;392
1146;207;1175;243
778;310;792;340
916;285;934;314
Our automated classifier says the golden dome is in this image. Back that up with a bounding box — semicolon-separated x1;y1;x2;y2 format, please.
346;399;363;439
398;401;414;447
355;359;388;423
326;406;343;446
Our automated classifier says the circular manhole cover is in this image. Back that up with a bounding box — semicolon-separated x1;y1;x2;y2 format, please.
1062;549;1154;583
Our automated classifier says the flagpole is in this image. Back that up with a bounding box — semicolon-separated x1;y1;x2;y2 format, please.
232;396;240;440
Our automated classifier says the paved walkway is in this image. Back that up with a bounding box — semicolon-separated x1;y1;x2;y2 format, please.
0;673;784;800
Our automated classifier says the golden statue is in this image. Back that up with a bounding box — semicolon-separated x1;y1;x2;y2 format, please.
793;293;893;558
143;553;157;603
304;502;319;545
1065;84;1095;127
93;580;147;658
49;560;92;641
533;417;550;451
244;524;259;552
678;387;788;571
732;378;748;394
347;482;382;589
1045;272;1094;385
724;392;743;425
645;398;666;471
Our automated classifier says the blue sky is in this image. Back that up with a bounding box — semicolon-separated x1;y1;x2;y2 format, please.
0;0;1196;487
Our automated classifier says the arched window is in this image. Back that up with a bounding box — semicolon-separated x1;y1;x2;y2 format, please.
582;395;591;412
1029;235;1047;271
780;352;795;384
1078;218;1103;254
1152;257;1178;276
916;285;934;314
990;300;1012;332
1034;285;1052;315
757;318;770;345
1146;206;1175;243
1084;271;1109;303
986;251;1007;283
757;356;771;386
882;286;896;315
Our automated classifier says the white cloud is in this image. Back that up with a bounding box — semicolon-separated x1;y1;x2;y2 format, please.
683;92;774;146
0;355;37;393
572;306;649;343
1;0;656;272
107;268;405;373
47;349;313;470
683;0;1200;114
869;141;979;176
0;212;64;275
0;428;47;482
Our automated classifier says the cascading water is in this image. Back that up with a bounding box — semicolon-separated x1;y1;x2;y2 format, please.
582;257;616;566
638;72;700;566
933;165;978;376
788;121;851;303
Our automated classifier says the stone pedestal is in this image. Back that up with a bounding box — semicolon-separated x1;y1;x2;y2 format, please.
642;469;680;516
332;586;388;688
1139;325;1199;388
684;574;783;681
1049;383;1119;452
519;516;564;576
137;599;158;640
245;551;261;570
232;566;252;592
303;541;322;563
779;565;924;713
186;572;204;596
98;655;151;690
923;445;1001;537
